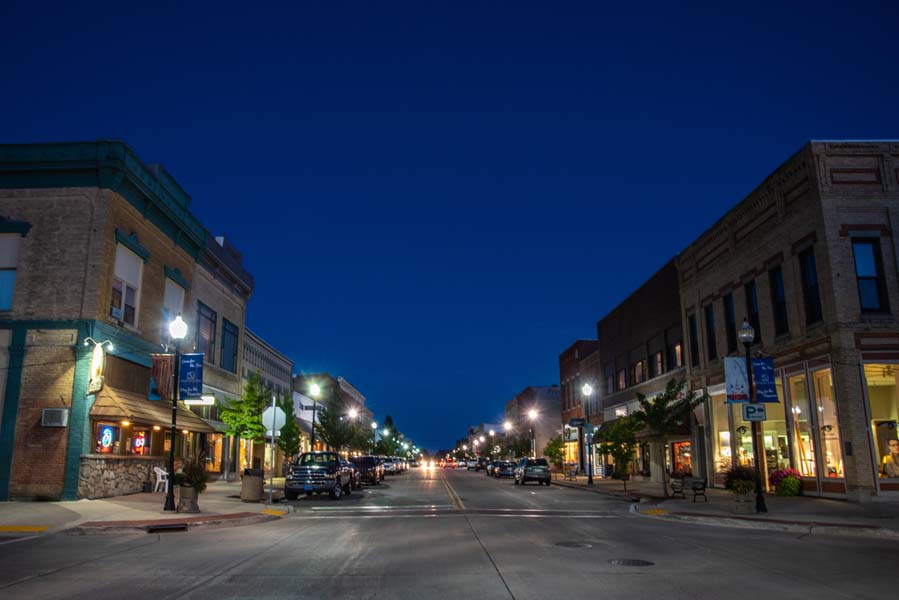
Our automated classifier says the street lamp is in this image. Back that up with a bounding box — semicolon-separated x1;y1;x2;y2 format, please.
348;407;358;419
582;382;595;486
527;409;538;458
309;383;321;450
738;318;767;514
164;315;188;512
371;421;378;452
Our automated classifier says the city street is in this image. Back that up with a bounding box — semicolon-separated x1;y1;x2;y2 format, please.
0;467;895;599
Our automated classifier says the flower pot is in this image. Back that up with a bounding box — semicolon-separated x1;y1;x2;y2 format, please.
733;491;755;514
178;485;200;513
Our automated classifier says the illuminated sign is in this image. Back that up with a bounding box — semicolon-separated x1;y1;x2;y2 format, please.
96;424;118;454
133;431;147;455
88;344;106;394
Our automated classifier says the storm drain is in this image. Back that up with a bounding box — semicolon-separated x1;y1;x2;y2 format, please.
555;541;593;548
609;559;654;567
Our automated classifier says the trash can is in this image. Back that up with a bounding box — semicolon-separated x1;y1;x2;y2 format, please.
240;468;264;502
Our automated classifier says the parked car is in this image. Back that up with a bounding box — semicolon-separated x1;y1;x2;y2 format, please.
514;457;551;486
455;460;469;469
383;458;399;475
350;455;382;485
442;459;455;469
284;451;354;500
341;457;363;490
485;460;497;476
476;457;489;471
493;461;515;478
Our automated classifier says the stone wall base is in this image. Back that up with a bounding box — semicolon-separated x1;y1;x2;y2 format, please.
78;455;166;499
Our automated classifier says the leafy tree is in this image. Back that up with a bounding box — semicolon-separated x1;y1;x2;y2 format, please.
632;379;706;497
315;397;366;452
596;416;640;492
276;391;301;460
543;435;565;470
220;371;266;467
504;432;532;459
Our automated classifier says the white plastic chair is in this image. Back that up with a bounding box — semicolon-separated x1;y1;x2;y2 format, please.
153;466;169;493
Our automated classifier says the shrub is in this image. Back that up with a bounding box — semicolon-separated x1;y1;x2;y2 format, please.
769;468;801;489
724;464;756;490
173;455;209;494
732;479;755;495
776;475;801;497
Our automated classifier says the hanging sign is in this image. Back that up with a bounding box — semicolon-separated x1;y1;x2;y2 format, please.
751;357;779;403
725;357;749;403
742;404;768;422
179;353;204;400
87;344;106;394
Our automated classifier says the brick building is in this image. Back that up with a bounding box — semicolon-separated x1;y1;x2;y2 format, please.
679;140;899;502
505;386;561;458
597;259;688;483
558;340;600;471
0;141;219;500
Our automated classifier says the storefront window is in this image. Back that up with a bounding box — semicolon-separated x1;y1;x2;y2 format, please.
207;433;224;472
672;441;692;475
789;373;817;477
732;405;754;466
864;363;899;478
711;394;731;472
761;379;791;472
95;423;120;454
812;368;843;478
132;430;150;455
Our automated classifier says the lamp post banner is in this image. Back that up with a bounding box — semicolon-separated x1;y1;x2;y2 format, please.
725;357;749;403
751;358;779;403
179;353;204;400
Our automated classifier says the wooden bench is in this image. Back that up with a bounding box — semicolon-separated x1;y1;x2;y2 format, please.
671;476;707;502
564;464;580;481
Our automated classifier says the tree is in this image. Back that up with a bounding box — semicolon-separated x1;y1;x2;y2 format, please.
632;378;706;497
543;435;565;470
504;432;531;459
276;391;301;460
596;416;640;492
220;371;266;468
315;397;365;452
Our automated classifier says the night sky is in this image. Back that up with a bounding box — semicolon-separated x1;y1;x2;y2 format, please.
2;1;897;451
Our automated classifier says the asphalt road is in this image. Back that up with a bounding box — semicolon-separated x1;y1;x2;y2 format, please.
0;467;895;599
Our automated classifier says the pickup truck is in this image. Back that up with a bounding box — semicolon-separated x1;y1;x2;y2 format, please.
284;451;354;500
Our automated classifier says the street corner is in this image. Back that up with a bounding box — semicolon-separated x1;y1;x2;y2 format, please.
67;511;281;536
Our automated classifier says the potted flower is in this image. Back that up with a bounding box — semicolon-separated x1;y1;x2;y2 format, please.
769;468;801;496
173;455;210;513
725;464;757;514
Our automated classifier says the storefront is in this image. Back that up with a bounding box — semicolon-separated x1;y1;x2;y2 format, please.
863;362;899;493
706;358;845;496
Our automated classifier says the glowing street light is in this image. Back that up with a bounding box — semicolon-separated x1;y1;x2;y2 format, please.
309;382;322;450
504;421;512;432
582;382;595;485
164;315;188;512
527;409;538;458
348;407;358;419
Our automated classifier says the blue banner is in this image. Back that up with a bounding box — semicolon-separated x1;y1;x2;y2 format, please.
751;357;779;403
179;353;204;400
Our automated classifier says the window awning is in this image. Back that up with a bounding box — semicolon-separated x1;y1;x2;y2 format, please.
90;386;215;433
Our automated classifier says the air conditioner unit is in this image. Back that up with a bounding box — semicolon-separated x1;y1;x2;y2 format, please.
41;408;69;427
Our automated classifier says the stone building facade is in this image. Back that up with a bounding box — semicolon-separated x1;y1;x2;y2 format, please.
0;141;227;500
678;140;899;502
558;339;600;471
596;259;689;482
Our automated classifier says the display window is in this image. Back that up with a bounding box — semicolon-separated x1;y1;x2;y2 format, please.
131;430;150;455
812;369;843;478
710;393;731;472
864;363;899;479
761;379;791;472
207;433;224;472
95;423;120;454
671;441;692;474
788;372;817;477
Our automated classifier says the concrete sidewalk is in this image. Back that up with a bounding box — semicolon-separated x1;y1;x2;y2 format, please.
552;473;899;540
0;480;285;539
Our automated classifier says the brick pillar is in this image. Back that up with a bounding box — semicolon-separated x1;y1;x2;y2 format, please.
831;336;876;502
62;322;93;500
0;328;26;501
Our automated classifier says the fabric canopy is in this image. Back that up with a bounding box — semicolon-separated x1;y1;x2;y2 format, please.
90;386;215;433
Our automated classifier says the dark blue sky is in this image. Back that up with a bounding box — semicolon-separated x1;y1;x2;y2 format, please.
2;1;898;450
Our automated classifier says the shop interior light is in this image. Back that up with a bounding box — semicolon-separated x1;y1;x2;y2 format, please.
153;425;161;431
181;429;189;435
121;420;130;426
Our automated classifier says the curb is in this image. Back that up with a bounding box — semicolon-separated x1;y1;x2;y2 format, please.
635;507;899;541
66;512;280;535
551;479;641;502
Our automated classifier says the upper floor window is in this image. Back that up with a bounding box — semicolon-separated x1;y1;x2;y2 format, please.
744;280;761;345
0;234;20;310
688;314;700;368
651;351;663;378
704;303;717;361
723;293;737;354
605;368;614;395
111;245;143;328
162;278;185;334
617;369;626;391
669;342;683;369
197;302;217;364
798;247;823;324
632;360;646;384
853;238;890;313
769;265;789;336
220;319;239;373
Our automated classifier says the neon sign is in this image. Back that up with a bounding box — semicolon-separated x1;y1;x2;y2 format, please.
99;426;114;453
133;431;146;455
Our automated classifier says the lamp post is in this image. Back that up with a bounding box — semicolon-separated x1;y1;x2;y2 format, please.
527;409;537;458
309;383;321;450
371;421;378;452
738;318;768;514
164;315;188;512
582;382;595;485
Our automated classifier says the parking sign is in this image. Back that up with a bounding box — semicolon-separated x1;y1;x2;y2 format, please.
742;404;767;422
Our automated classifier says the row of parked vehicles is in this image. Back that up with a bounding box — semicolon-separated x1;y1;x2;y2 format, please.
438;456;552;485
284;452;416;500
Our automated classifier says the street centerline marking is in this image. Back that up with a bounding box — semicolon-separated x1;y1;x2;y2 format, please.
441;471;465;510
0;525;49;533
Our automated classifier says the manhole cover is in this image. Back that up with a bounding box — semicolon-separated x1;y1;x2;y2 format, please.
556;541;593;548
609;559;654;567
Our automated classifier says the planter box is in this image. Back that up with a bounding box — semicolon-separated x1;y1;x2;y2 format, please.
178;485;200;513
734;492;755;514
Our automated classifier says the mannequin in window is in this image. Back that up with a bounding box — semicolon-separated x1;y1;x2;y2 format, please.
881;439;899;478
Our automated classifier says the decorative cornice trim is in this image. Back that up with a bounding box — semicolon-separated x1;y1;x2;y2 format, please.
115;229;150;261
0;216;32;236
164;265;190;290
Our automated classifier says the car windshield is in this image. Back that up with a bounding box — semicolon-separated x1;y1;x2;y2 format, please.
353;458;376;466
528;459;549;467
296;453;338;467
